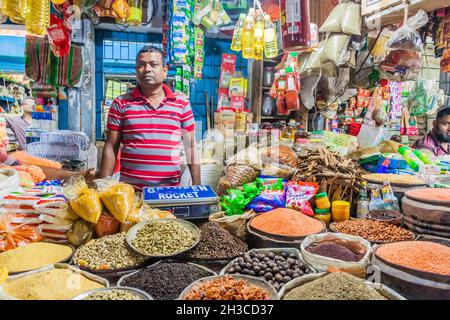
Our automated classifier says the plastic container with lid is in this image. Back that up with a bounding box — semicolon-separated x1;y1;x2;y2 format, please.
331;200;351;222
315;192;330;209
314;208;331;226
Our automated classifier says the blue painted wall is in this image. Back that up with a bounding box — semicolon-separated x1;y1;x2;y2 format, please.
94;30;247;140
0;35;25;72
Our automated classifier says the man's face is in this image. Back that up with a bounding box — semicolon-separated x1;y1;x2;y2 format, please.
21;102;34;114
434;114;450;143
136;51;167;88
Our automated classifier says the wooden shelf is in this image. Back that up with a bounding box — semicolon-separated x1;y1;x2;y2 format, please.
261;115;291;120
364;0;450;28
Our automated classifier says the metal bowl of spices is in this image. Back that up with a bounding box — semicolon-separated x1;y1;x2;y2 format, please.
126;219;201;258
73;286;153;300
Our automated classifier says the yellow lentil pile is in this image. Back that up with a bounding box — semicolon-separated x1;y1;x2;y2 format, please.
0;242;73;273
2;268;105;300
362;174;424;185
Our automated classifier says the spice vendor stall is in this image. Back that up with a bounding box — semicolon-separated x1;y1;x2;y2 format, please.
0;0;450;303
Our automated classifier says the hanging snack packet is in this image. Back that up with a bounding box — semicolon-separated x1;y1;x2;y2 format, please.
95;175;135;223
64;176;102;224
285;181;319;216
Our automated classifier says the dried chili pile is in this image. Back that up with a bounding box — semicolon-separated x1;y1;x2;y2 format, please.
184;276;271;300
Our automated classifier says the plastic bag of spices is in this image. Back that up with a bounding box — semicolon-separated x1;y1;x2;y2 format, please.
95;174;135;223
386;9;428;52
64;176;102;224
319;2;347;33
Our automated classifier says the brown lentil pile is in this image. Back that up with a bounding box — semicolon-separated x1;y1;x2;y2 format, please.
332;220;414;242
282;272;387;300
184;222;247;260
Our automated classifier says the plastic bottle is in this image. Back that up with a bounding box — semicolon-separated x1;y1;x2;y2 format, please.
285;66;300;111
25;0;50;36
3;0;26;24
253;10;265;61
382;181;400;211
279;0;311;51
369;187;384;211
314;208;331;227
263;14;278;59
276;69;288;115
242;9;255;59
356;181;369;219
127;0;143;26
315;192;331;210
398;146;422;172
230;13;245;52
331;200;350;222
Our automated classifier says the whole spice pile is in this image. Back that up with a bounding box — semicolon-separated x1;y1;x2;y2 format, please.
375;241;450;276
184;222;247;260
184;276;271;300
3;268;104;300
226;251;312;291
282;272;387;300
0;242;73;273
83;289;143;300
131;220;196;256
121;262;212;300
331;220;414;242
306;241;366;262
250;208;324;237
72;233;147;270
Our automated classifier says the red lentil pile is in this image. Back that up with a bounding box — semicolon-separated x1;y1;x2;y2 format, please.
375;241;450;276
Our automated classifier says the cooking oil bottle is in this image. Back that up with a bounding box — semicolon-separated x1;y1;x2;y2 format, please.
264;14;278;58
3;0;26;24
230;13;245;52
242;8;255;59
253;9;264;61
127;0;143;26
25;0;50;36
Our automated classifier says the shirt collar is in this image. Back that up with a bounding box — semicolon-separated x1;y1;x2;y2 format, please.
132;84;176;101
430;129;450;154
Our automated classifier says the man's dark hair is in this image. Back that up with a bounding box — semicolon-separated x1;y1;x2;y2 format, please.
136;45;165;65
437;107;450;120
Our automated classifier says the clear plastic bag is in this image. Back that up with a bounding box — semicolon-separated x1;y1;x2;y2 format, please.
0;214;42;252
386;9;429;52
95;174;135;223
408;81;427;116
342;2;362;36
321;34;351;65
319;3;347;33
64;176;102;224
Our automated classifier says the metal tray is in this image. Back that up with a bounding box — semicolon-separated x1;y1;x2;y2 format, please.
178;274;278;300
72;286;153;300
6;243;76;276
0;263;109;300
126;219;201;258
278;272;406;300
117;259;216;299
220;248;316;290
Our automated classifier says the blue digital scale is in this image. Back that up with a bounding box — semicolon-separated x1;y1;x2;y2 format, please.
143;185;220;219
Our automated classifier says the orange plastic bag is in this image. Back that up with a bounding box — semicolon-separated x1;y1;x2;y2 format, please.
0;214;42;252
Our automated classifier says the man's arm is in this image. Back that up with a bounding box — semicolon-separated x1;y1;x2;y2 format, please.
183;130;201;185
100;130;122;178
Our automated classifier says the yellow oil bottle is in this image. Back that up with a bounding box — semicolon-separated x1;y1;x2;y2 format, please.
25;0;50;36
242;8;255;59
264;14;278;58
253;9;265;61
230;13;245;52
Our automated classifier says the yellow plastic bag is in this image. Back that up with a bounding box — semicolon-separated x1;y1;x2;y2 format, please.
64;176;102;224
96;175;135;223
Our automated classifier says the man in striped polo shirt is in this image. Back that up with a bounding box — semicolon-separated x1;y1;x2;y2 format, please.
100;46;200;189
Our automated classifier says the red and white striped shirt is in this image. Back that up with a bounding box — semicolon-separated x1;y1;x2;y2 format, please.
107;85;195;189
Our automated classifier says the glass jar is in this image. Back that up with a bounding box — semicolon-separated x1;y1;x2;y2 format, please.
314;208;331;227
315;192;330;209
331;200;351;222
262;92;276;116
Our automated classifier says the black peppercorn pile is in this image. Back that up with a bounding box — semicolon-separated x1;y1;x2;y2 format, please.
184;222;248;260
120;262;211;300
225;251;313;291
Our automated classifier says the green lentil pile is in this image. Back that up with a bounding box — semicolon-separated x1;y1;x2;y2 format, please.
132;220;196;256
83;289;143;300
282;272;387;300
73;233;147;271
